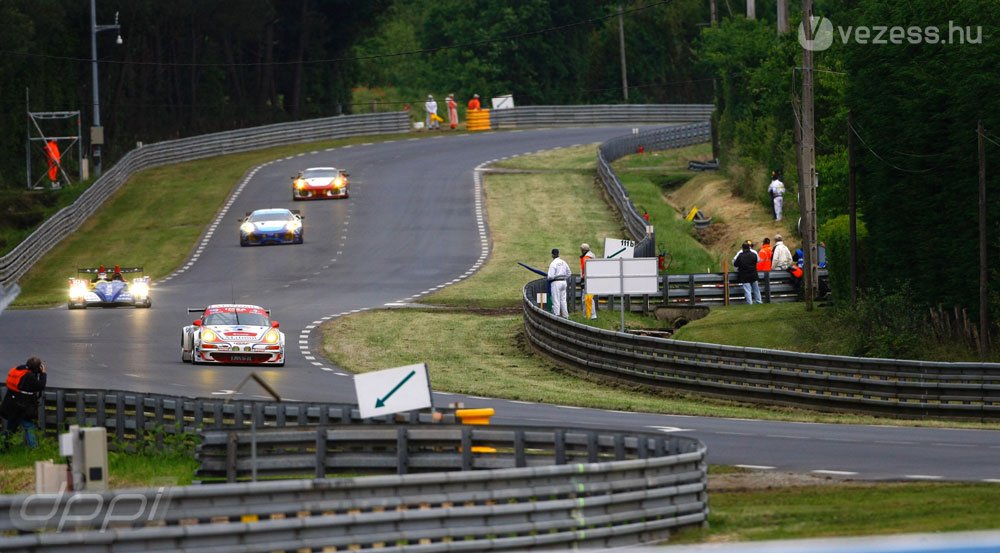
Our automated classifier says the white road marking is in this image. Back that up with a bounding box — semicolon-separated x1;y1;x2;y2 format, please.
905;474;943;480
734;465;775;470
811;470;857;476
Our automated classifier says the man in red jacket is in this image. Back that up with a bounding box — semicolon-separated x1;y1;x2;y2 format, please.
1;356;47;448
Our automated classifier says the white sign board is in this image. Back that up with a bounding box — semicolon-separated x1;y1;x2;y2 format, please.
603;237;635;259
585;258;659;295
355;363;433;419
491;94;514;109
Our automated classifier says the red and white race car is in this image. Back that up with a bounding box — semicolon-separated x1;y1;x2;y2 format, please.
181;304;285;366
291;166;350;200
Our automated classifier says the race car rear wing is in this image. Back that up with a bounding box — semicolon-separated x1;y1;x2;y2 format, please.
187;307;272;314
78;266;143;274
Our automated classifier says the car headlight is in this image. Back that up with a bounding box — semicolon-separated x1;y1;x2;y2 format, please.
131;281;149;298
69;281;88;298
333;177;344;188
201;328;218;343
263;329;280;344
285;220;302;232
240;222;255;234
295;179;307;190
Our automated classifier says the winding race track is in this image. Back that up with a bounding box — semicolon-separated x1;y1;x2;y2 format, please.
3;127;999;482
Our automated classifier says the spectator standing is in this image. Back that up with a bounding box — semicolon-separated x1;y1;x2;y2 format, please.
771;235;793;270
424;95;440;130
768;171;785;221
733;241;763;304
1;356;47;449
547;248;571;318
467;93;481;111
756;237;773;272
446;94;459;129
579;243;597;320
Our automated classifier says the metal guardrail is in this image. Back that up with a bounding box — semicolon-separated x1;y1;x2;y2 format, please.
596;122;712;257
523;278;1000;419
0;112;410;288
2;426;707;551
491;104;714;128
560;269;829;314
30;387;455;446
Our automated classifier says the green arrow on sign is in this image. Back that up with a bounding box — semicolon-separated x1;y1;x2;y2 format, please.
375;369;416;408
608;246;627;259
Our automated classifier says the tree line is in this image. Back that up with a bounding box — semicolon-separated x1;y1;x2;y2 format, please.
1;0;712;190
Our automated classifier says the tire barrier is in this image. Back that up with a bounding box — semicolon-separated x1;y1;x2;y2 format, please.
1;425;708;552
522;278;1000;420
466;109;491;131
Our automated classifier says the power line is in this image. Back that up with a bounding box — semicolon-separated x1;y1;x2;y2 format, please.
0;1;677;69
847;121;937;174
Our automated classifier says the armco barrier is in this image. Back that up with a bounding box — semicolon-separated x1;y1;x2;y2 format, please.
491;104;714;128
523;278;1000;419
30;387;456;446
596;122;712;257
0;112;410;288
1;426;707;551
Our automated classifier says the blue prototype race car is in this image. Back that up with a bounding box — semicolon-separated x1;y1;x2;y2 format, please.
67;265;152;309
239;208;304;247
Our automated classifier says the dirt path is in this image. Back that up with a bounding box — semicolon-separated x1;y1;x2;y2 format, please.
666;172;795;261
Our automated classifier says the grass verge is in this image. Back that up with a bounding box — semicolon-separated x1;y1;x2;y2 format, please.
0;435;198;494
13;132;415;307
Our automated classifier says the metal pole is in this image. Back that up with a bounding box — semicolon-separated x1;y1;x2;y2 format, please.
978;120;990;354
618;4;629;102
25;88;30;189
746;0;756;19
90;0;101;178
619;257;625;333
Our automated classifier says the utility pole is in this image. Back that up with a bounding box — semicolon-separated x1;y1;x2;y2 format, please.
710;0;718;26
746;0;756;19
800;0;818;310
89;0;121;179
848;110;858;304
978;120;991;354
777;0;789;33
618;4;629;102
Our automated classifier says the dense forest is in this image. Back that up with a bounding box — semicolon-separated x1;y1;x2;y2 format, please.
0;0;996;351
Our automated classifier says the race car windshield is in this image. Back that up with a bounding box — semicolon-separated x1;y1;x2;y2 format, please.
205;311;270;327
302;169;338;179
248;211;293;223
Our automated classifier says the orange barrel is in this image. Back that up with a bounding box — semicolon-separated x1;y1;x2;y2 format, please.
466;109;491;131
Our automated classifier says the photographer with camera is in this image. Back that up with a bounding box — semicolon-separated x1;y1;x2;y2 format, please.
1;356;47;449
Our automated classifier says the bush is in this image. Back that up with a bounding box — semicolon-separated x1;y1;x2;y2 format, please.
819;214;868;305
834;283;923;358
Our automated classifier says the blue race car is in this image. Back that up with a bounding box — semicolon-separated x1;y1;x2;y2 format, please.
67;265;152;309
239;208;304;247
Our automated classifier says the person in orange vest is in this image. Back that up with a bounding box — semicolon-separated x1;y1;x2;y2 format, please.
1;356;47;448
756;237;773;272
467;93;481;111
579;243;598;320
446;94;459;130
45;140;61;185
